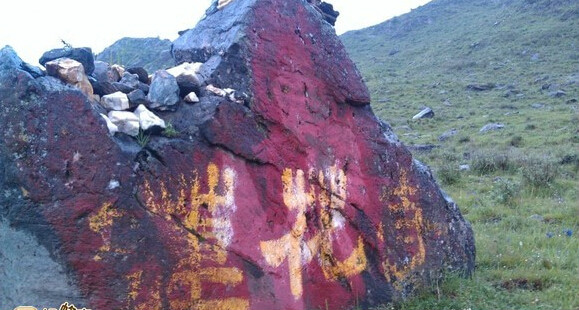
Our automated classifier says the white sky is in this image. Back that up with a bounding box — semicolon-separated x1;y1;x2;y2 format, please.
0;0;430;66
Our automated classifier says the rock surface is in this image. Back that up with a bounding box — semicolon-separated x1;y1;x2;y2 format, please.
0;1;474;310
147;69;180;110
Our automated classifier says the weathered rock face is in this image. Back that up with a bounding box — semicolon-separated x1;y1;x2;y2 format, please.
0;1;474;310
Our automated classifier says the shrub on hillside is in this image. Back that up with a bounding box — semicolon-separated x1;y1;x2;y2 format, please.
490;178;521;206
520;156;559;188
471;151;516;175
437;163;461;185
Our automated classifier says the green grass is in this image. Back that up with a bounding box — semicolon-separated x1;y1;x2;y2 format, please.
342;0;579;308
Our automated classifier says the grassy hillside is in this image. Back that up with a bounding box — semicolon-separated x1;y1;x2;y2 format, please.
96;37;174;73
341;0;579;309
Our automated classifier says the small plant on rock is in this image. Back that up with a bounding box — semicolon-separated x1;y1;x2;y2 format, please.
136;129;150;148
162;122;179;138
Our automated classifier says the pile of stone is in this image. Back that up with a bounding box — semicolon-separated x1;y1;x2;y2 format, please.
38;46;244;138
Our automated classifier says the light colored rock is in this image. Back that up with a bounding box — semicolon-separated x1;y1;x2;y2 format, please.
207;84;227;97
111;64;125;81
101;91;130;111
412;107;434;120
184;92;200;103
134;104;166;131
100;113;119;135
166;62;202;95
107;111;140;136
217;0;234;9
166;61;203;77
479;123;505;133
45;58;94;96
107;179;120;190
459;164;470;171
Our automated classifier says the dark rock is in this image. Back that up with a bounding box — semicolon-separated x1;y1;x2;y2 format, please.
407;144;440;153
315;1;340;26
119;72;140;89
111;81;135;94
0;1;474;309
178;28;190;36
20;62;45;78
92;81;118;96
549;90;566;97
560;154;579;165
466;83;496;91
92;61;116;83
127;89;149;107
137;82;149;94
147;70;180;110
0;45;23;70
412;107;434;119
0;45;44;78
39;47;95;75
127;67;149;84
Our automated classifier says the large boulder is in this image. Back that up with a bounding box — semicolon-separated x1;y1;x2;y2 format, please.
39;47;95;75
0;1;475;310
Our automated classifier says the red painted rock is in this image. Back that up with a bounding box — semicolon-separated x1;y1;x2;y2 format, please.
0;1;474;309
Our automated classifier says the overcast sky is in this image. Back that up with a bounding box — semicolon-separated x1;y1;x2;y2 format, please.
0;0;430;65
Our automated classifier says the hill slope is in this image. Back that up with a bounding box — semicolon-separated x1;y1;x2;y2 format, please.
96;37;174;72
341;0;578;309
341;0;578;146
